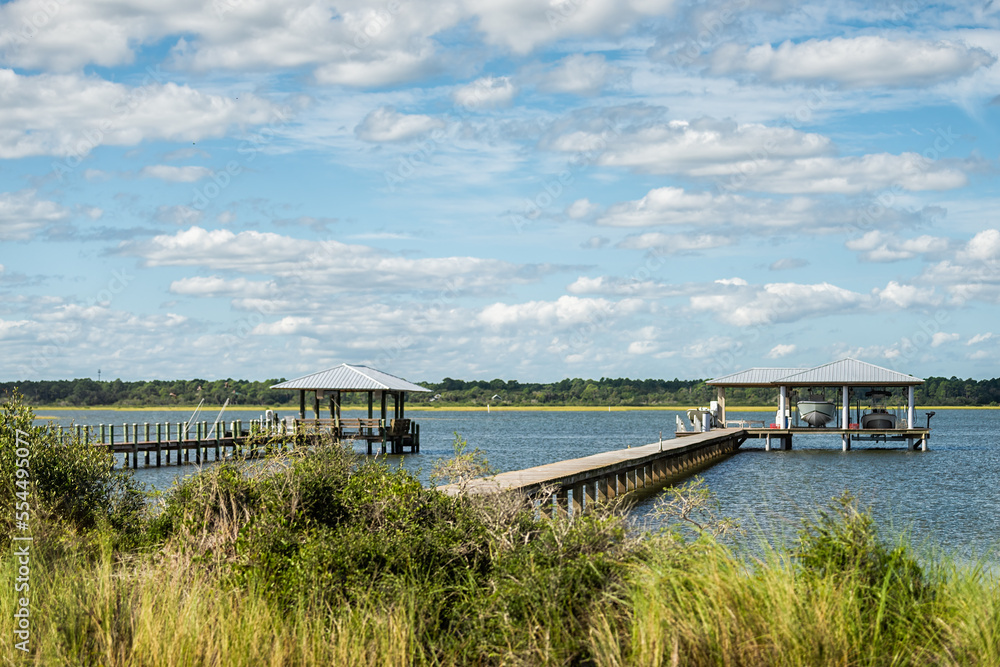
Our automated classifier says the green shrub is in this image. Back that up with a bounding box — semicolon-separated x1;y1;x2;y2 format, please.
0;391;145;542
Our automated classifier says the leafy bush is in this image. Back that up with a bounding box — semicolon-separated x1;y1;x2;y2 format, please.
0;391;145;541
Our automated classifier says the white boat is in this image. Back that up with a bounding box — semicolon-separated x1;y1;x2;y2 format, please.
797;399;836;427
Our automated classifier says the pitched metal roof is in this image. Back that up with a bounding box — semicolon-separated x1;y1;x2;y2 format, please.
706;368;803;386
709;358;923;387
271;364;431;392
776;358;923;386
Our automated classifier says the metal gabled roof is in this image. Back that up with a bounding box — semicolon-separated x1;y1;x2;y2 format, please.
270;364;431;392
776;358;923;386
707;368;803;386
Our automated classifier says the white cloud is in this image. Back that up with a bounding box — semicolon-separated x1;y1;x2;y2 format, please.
770;258;808;271
355;106;444;142
958;229;1000;262
690;281;871;326
598;187;824;230
119;226;550;294
140;165;212;182
617;232;733;253
0;69;278;158
0;189;68;240
566;276;681;297
536;54;630;95
551;119;968;194
766;344;796;358
968;332;994;345
875;281;941;308
931;332;960;347
846;231;950;262
566;198;599;219
920;229;1000;304
715;277;747;286
478;295;644;329
169;276;278;298
453;76;518;109
711;36;996;88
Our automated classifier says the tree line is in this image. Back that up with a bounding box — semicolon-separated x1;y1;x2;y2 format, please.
3;375;1000;407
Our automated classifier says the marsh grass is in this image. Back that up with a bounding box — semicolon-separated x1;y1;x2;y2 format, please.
3;395;1000;666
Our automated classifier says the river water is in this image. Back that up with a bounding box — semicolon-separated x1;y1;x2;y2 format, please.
35;407;1000;560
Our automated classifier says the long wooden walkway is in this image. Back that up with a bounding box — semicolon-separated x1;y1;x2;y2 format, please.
56;415;420;468
439;428;746;515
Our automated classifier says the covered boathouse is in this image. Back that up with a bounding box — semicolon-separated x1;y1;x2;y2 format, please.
271;364;430;455
702;358;932;451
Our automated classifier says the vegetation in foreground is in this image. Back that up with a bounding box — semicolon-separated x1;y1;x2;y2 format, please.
2;393;999;666
5;373;1000;408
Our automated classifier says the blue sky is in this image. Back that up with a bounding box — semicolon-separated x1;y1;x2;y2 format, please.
1;0;999;383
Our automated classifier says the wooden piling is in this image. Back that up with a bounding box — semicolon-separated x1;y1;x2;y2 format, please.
132;423;138;469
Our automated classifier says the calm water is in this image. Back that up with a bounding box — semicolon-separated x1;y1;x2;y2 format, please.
35;407;1000;559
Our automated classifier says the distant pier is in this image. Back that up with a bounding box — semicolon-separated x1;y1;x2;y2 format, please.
54;415;419;469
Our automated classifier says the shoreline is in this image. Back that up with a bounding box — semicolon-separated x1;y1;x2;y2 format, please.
31;404;999;413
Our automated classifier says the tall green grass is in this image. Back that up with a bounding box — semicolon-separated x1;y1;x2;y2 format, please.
2;395;999;665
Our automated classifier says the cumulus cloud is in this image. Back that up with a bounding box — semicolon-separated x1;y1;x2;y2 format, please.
355;107;444;142
140;165;212;182
453;76;518;109
536;54;630;95
597;187;825;229
617;232;733;254
711;36;996;87
931;332;960;347
770;258;808;271
690;281;871;326
566;198;600;219
875;281;941;308
846;231;950;262
549;118;968;194
0;189;68;240
0;69;277;159
478;295;644;329
118;226;552;294
919;230;1000;304
968;333;994;345
766;344;796;358
169;276;278;298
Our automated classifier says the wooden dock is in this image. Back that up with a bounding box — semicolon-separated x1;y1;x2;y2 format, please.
54;415;420;468
439;428;746;516
679;425;931;451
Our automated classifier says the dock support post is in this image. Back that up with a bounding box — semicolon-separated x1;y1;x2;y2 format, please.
842;434;850;451
921;436;928;452
782;435;792;451
765;434;771;452
907;386;915;429
121;424;128;468
156;424;162;467
557;488;569;517
597;478;608;503
131;423;138;469
585;481;596;512
165;423;171;465
571;483;583;516
144;424;150;466
215;423;221;461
